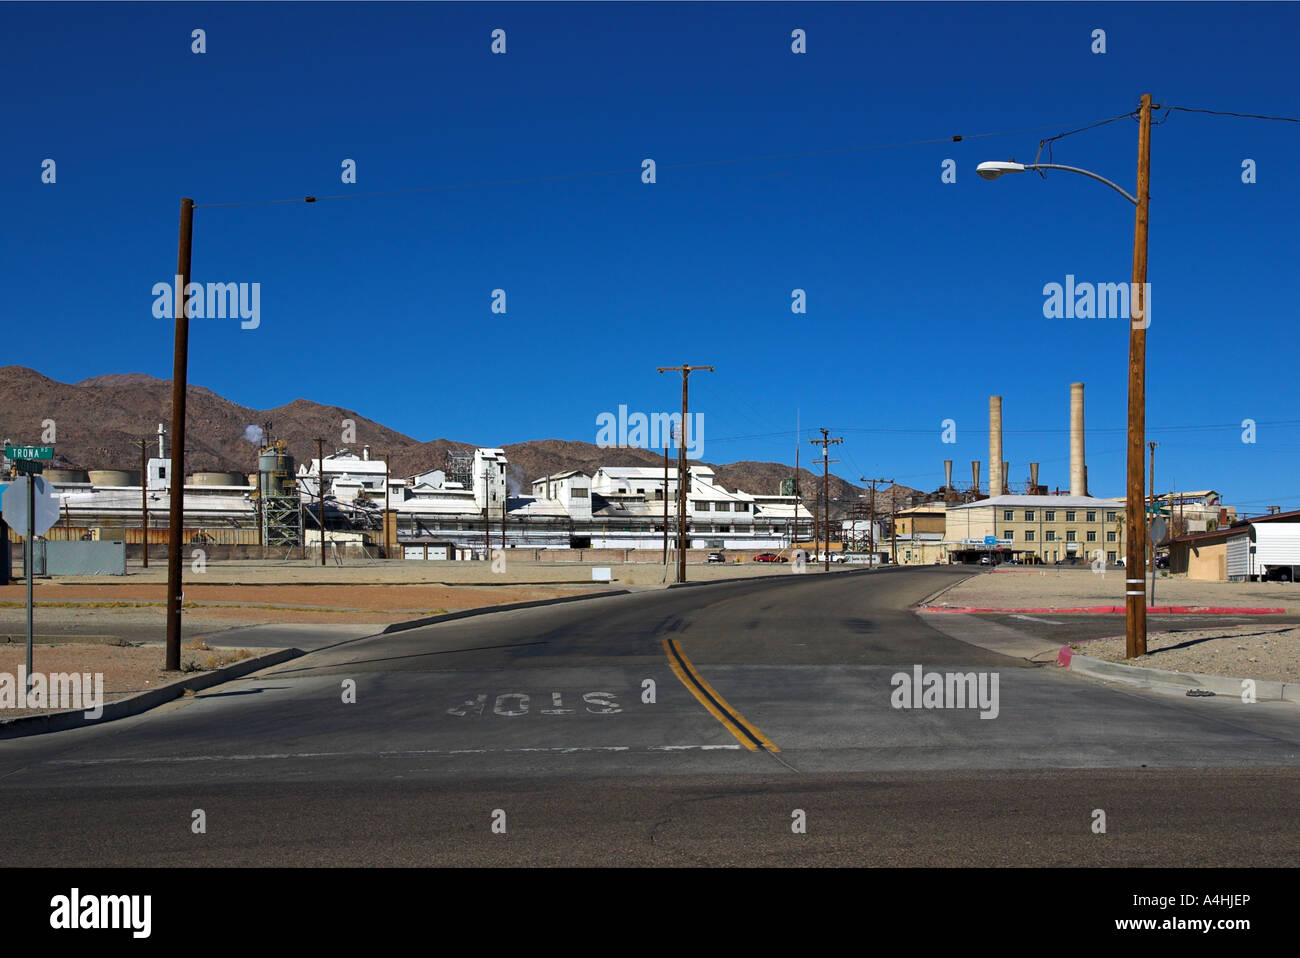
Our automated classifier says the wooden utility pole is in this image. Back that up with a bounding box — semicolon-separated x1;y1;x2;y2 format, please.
1148;441;1158;606
164;196;194;672
1126;93;1153;659
383;450;389;557
483;466;490;561
809;429;843;571
662;440;669;564
861;477;894;566
657;364;713;583
314;438;328;567
136;439;150;568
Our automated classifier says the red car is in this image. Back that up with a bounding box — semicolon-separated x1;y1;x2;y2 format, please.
752;553;788;563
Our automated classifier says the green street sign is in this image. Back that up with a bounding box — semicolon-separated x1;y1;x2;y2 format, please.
5;445;53;461
13;460;44;475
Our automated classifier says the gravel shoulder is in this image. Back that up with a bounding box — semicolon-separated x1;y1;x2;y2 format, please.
0;641;260;718
931;568;1300;611
1071;624;1300;684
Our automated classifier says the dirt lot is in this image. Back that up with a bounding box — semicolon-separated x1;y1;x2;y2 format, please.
0;581;607;647
1073;624;1300;685
0;640;257;719
930;567;1300;612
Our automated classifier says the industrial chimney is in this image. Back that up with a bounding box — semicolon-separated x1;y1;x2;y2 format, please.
1070;382;1086;496
971;460;981;497
1029;461;1040;494
989;396;1004;497
943;459;953;499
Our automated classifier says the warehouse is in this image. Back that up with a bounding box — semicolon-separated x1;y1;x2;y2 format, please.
1168;510;1300;582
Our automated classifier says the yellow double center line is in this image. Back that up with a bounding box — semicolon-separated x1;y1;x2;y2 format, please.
663;638;779;753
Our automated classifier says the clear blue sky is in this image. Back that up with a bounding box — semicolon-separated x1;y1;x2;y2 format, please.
3;2;1297;512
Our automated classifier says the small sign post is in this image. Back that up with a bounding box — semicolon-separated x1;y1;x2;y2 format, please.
3;445;56;692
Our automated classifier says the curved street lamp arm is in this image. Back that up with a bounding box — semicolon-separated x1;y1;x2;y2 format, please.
1024;164;1138;205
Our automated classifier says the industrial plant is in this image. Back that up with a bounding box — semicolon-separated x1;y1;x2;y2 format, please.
5;380;1275;575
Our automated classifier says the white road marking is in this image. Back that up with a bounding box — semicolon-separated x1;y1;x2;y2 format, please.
1010;614;1065;625
46;744;743;766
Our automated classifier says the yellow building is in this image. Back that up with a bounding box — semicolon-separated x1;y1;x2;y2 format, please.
945;495;1128;565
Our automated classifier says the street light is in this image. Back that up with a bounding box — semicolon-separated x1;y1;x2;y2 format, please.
974;161;1138;205
976;93;1153;659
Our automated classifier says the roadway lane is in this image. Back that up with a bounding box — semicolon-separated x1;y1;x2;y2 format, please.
1;567;1297;865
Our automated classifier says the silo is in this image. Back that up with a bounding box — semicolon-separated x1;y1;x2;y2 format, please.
43;468;90;484
188;471;247;486
89;469;140;487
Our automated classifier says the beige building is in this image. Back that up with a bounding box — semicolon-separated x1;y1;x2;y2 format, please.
945;495;1128;564
891;503;949;565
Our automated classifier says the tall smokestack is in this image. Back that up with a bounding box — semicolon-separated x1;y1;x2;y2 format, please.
971;460;981;496
989;396;1004;497
943;459;953;493
1002;461;1009;495
1030;461;1040;493
1070;382;1086;496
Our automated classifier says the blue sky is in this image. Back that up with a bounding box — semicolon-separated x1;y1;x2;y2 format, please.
3;2;1297;511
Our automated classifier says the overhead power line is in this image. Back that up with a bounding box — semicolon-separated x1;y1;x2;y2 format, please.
192;113;1133;210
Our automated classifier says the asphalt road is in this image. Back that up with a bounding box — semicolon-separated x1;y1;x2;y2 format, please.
1;566;1297;866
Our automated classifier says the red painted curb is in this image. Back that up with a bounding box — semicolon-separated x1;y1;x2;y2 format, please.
1056;646;1073;667
920;605;1287;615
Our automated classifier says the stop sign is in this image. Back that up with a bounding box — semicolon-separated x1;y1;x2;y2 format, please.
2;477;61;536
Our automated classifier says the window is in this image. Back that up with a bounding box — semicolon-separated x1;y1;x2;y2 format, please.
571;488;588;498
695;501;710;511
1086;511;1096;522
1066;530;1076;542
1107;551;1117;562
1106;511;1118;521
1003;530;1013;541
1107;531;1117;542
736;503;750;512
159;467;167;478
1045;530;1056;542
1024;510;1035;521
1045;510;1056;521
719;524;731;532
1086;530;1097;542
1004;510;1014;521
1024;530;1035;541
715;502;731;512
1066;511;1076;522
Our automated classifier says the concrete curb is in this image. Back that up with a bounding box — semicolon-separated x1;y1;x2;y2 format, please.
913;572;978;610
922;605;1288;615
0;647;304;740
379;589;633;635
1057;647;1300;704
665;565;880;589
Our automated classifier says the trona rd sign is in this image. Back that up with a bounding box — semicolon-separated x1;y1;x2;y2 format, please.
2;476;61;536
4;445;53;461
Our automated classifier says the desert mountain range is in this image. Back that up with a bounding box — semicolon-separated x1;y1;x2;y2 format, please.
0;367;920;514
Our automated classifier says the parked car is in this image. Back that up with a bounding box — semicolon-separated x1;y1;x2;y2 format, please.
707;551;726;563
753;552;788;563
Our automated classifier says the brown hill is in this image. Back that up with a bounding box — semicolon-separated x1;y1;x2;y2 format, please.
0;367;918;512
